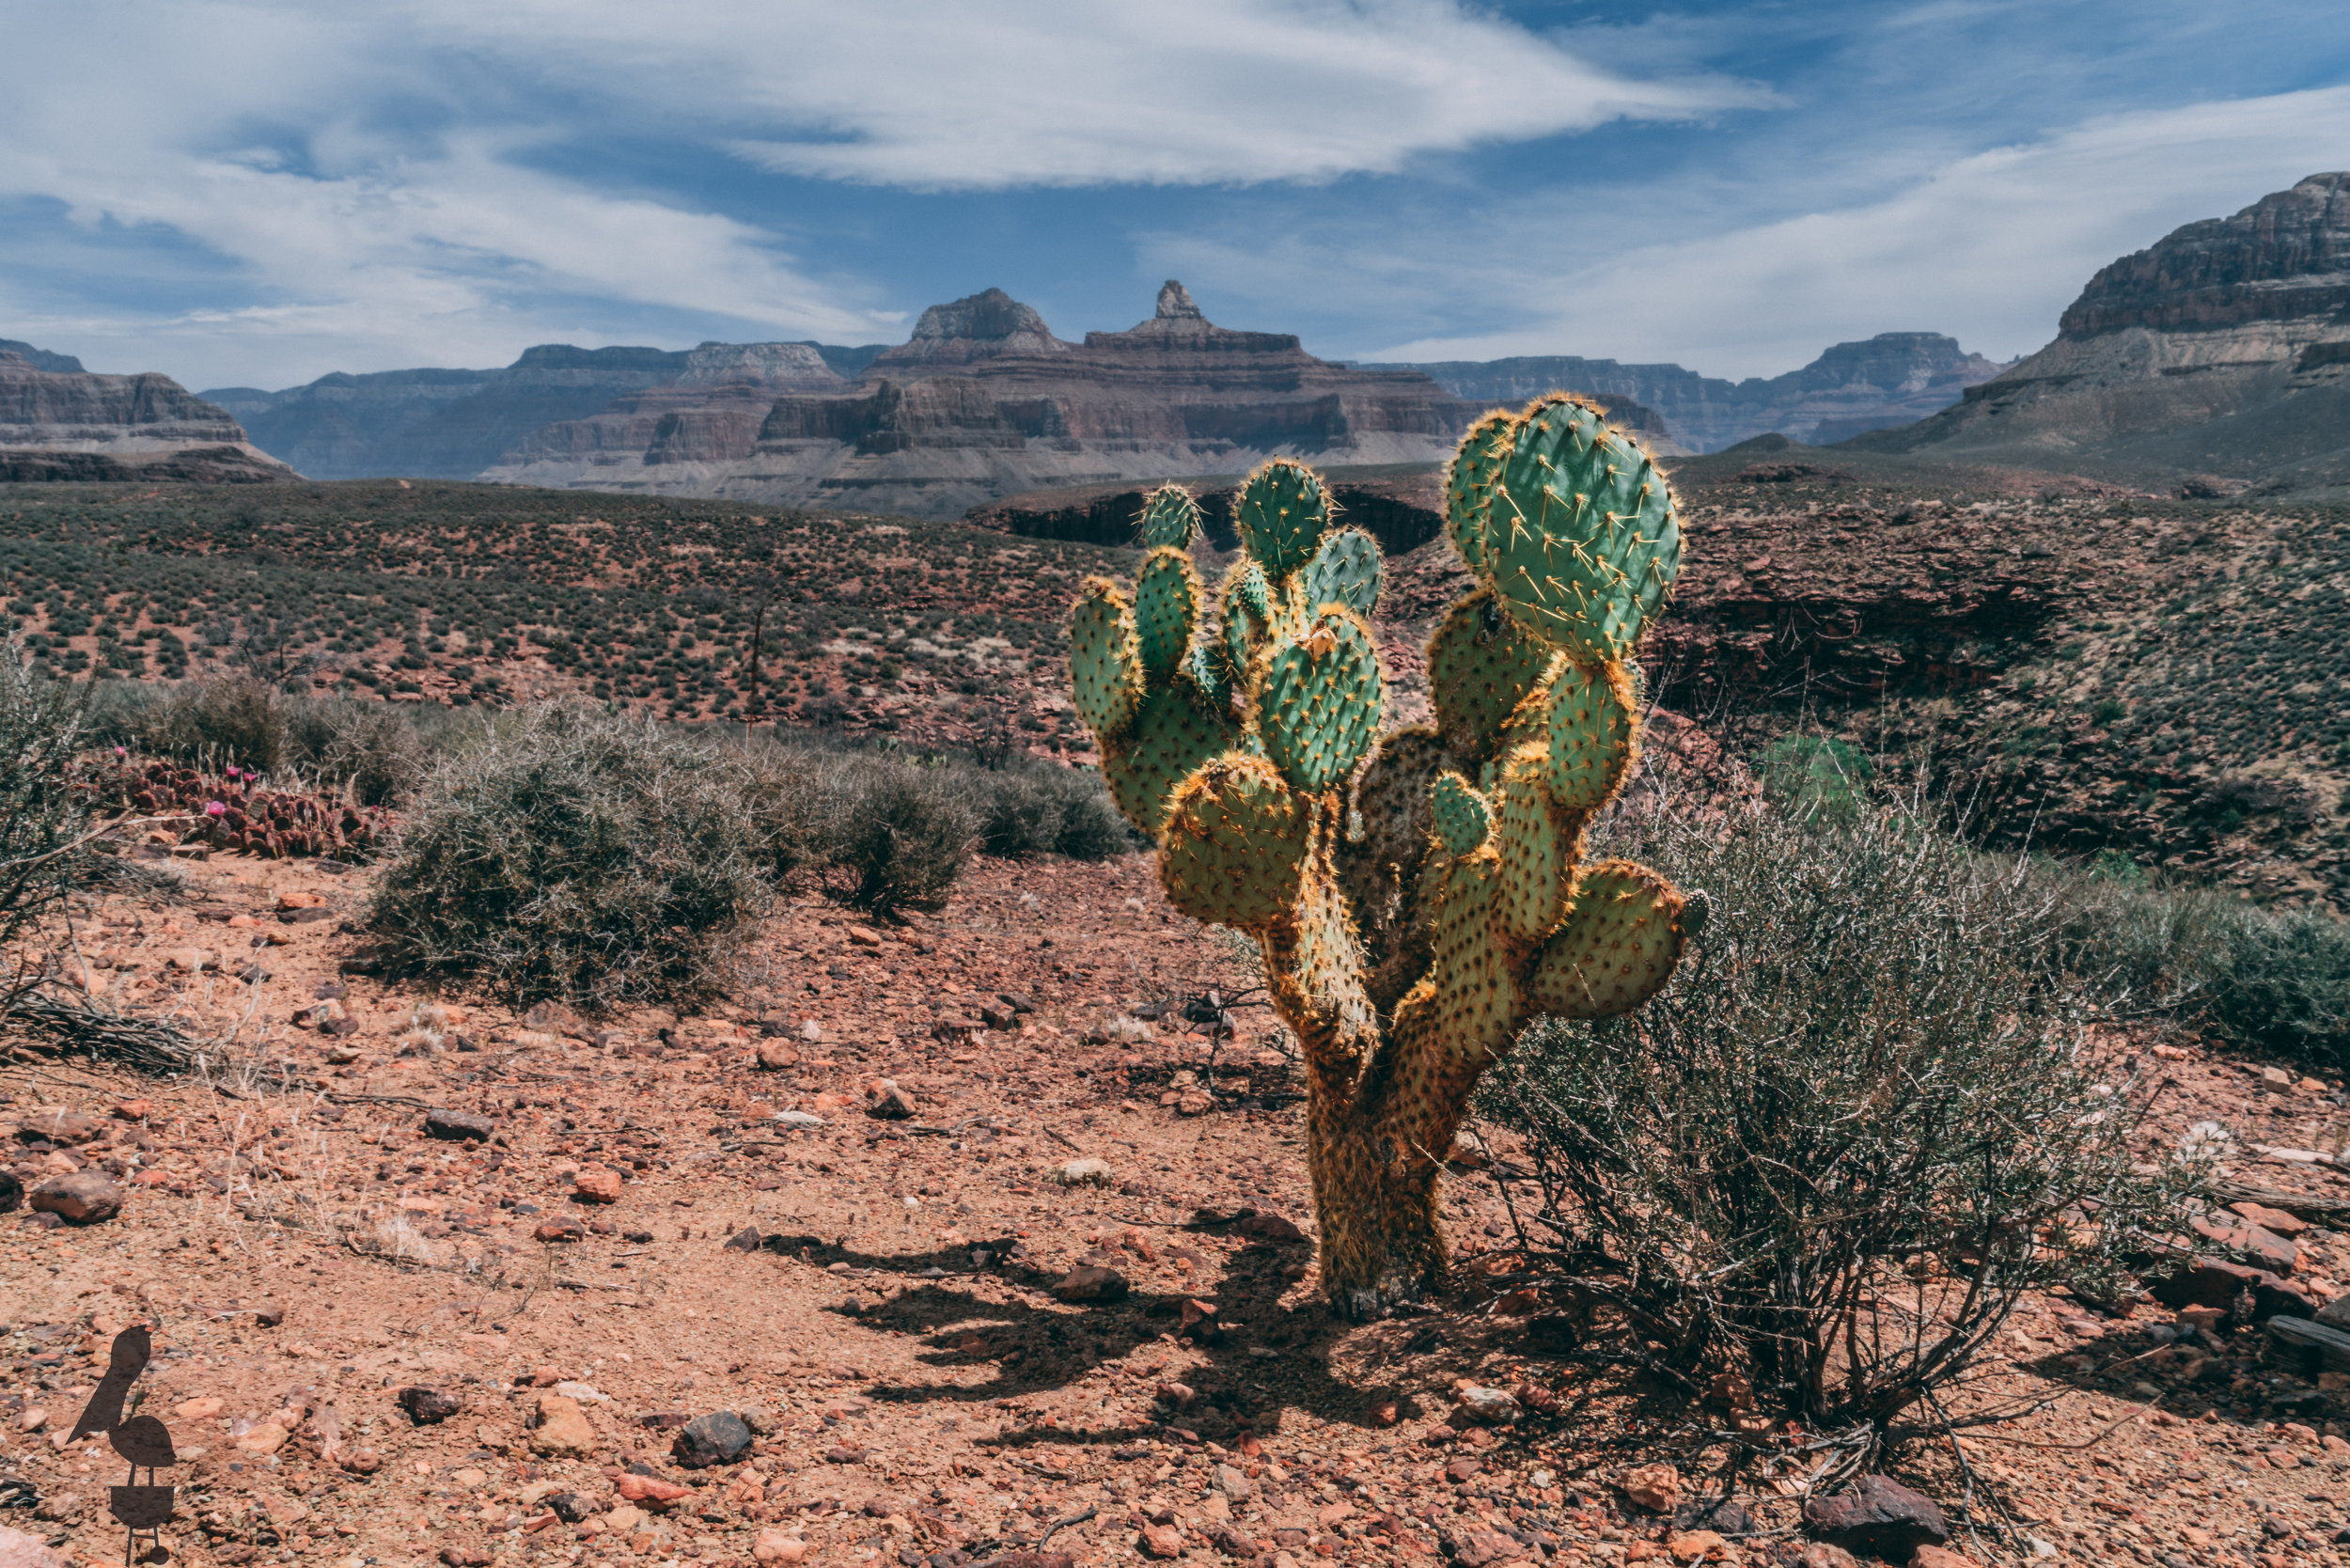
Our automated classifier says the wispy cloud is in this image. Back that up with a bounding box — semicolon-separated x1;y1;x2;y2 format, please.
1355;87;2350;375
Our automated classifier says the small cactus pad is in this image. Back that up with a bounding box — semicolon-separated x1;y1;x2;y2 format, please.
1260;610;1383;795
1186;641;1230;710
1495;747;1575;947
1299;527;1383;619
1431;771;1491;856
1159;754;1311;930
1070;578;1143;741
1134;547;1201;681
1526;858;1686;1020
1444;409;1514;576
1488;395;1682;664
1426;589;1557;765
1104;682;1233;837
1139;483;1201;548
1544;659;1639;809
1234;458;1331;578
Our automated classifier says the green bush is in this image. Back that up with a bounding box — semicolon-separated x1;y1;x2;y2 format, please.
967;756;1140;859
0;640;90;978
284;699;431;807
136;674;289;770
813;755;978;917
2207;905;2350;1063
1480;788;2197;1428
367;705;772;1010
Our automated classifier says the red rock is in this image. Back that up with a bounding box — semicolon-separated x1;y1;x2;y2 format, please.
535;1218;586;1243
17;1107;104;1146
864;1081;916;1120
110;1100;150;1122
1444;1457;1482;1483
1802;1476;1949;1559
1051;1264;1128;1303
1139;1524;1184;1560
2191;1215;2298;1273
753;1529;807;1564
573;1168;624;1203
1621;1464;1681;1513
615;1474;692;1506
1235;1210;1308;1243
30;1171;123;1224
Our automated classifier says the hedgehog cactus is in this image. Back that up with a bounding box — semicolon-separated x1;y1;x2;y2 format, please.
1070;402;1697;1317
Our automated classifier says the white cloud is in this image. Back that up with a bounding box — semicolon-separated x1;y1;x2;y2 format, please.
1361;87;2350;377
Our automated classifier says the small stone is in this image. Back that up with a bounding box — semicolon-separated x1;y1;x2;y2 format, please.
723;1226;767;1252
16;1108;104;1146
2232;1200;2311;1237
30;1171;123;1224
573;1168;624;1203
1236;1210;1308;1243
529;1392;596;1457
1174;1090;1214;1117
2263;1066;2294;1087
254;1301;285;1327
0;1524;70;1568
847;924;884;948
424;1109;495;1142
613;1474;692;1506
1802;1475;1950;1559
14;1407;46;1434
864;1081;916;1120
1051;1264;1130;1303
979;1003;1019;1031
672;1410;753;1468
1797;1547;1858;1568
535;1217;586;1243
1621;1464;1682;1513
397;1387;462;1425
755;1042;798;1071
1453;1386;1523;1426
753;1529;807;1564
173;1397;223;1420
110;1100;150;1122
1140;1524;1184;1559
1444;1457;1481;1483
339;1447;382;1475
1212;1463;1252;1502
1667;1531;1726;1563
438;1549;493;1567
1053;1158;1113;1187
1910;1547;1972;1568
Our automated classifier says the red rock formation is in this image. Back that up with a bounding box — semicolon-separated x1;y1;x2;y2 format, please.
0;351;294;480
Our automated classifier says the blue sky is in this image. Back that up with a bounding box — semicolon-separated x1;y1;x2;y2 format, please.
4;0;2347;391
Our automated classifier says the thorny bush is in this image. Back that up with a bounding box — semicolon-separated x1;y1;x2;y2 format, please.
1480;785;2202;1431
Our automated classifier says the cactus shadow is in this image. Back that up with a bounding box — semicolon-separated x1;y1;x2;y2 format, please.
778;1232;1407;1445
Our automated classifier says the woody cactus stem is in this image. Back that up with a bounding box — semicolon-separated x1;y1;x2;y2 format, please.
1071;426;1695;1318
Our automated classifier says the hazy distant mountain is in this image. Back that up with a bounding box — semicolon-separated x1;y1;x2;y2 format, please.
1849;173;2350;497
1368;332;2010;453
203;339;889;480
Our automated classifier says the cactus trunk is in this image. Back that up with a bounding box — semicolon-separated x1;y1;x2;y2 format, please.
1071;429;1700;1317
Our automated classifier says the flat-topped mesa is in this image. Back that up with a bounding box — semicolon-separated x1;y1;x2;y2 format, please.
0;348;295;481
2060;173;2350;338
676;340;843;386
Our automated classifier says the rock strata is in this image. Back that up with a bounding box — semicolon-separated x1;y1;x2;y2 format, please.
0;352;293;482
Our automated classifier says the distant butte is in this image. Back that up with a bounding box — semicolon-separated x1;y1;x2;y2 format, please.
486;282;1672;519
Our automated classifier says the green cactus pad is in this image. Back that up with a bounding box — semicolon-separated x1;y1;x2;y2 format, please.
1259;610;1384;794
1134;547;1201;682
1234;458;1331;578
1526;858;1686;1020
1544;659;1639;810
1431;771;1491;857
1187;641;1231;711
1104;681;1233;837
1298;527;1383;619
1444;409;1514;577
1426;588;1557;766
1494;745;1576;949
1426;854;1515;1058
1159;754;1311;930
1488;395;1683;664
1139;483;1201;549
1070;577;1144;742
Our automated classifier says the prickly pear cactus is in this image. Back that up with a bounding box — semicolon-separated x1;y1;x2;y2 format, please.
1069;419;1695;1317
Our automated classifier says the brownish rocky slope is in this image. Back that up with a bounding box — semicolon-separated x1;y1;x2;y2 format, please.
1853;173;2350;497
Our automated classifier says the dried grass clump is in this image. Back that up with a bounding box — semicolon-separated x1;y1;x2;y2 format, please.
367;705;772;1010
1481;785;2201;1430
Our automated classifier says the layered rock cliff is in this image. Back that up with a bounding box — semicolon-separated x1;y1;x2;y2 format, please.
1375;331;2007;452
1853;173;2350;495
0;339;86;374
0;351;293;482
489;282;1535;518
